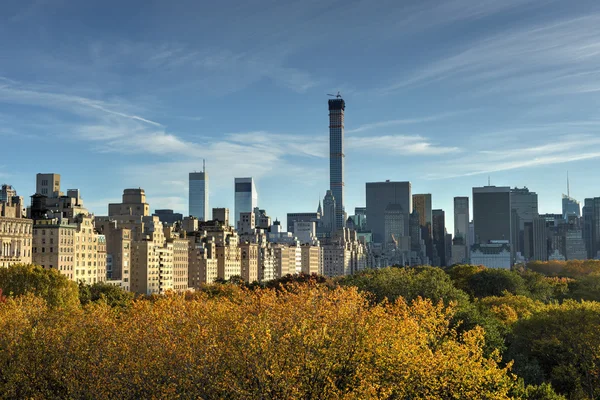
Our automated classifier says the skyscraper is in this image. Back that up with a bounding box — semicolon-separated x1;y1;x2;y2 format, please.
412;194;432;234
453;197;469;243
583;198;600;259
384;204;405;245
532;215;548;261
510;187;538;258
366;181;411;244
452;197;469;264
563;173;581;220
563;195;581;220
234;177;258;228
329;96;345;232
321;190;336;234
432;209;446;266
189;162;209;221
413;193;433;262
473;186;511;245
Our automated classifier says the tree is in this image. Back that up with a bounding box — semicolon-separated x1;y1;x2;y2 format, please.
0;264;79;308
446;264;485;292
566;275;600;302
0;285;523;399
478;294;545;327
338;266;470;305
79;282;134;308
508;300;600;399
518;270;562;302
466;268;529;298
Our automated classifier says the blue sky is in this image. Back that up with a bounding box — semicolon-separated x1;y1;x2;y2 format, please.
2;0;600;233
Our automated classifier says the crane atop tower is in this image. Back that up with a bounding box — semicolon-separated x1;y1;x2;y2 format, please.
327;91;342;99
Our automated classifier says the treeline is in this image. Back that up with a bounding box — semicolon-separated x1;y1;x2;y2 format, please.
1;263;600;398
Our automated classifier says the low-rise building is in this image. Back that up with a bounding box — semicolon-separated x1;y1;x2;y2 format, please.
0;194;33;268
470;242;511;269
240;242;259;283
321;228;368;277
300;244;320;274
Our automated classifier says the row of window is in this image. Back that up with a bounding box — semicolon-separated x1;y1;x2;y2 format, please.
0;223;32;235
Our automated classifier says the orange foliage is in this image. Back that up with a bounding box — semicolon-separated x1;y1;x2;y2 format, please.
0;285;520;399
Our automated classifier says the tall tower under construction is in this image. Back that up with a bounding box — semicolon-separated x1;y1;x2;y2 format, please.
329;96;346;231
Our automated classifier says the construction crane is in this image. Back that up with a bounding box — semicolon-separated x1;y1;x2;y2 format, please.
327;91;342;99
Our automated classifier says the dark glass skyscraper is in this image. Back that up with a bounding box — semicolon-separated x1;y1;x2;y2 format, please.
562;195;581;220
473;186;511;245
366;181;412;244
432;209;446;267
189;168;208;221
329;98;345;232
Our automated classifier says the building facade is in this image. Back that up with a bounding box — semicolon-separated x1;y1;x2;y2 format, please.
234;178;258;228
470;242;511;269
109;189;150;217
189;170;209;221
366;181;412;244
36;173;61;197
432;209;446;267
563;195;581;220
329;97;346;232
153;209;184;225
287;212;320;234
473;186;512;245
0;195;33;268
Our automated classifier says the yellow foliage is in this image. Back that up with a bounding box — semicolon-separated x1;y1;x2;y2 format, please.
0;284;520;399
479;294;546;326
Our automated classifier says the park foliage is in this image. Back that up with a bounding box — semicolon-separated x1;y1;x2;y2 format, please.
1;260;600;399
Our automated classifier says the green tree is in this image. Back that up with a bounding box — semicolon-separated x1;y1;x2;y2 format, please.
79;282;134;308
338;266;470;305
0;264;79;308
566;275;600;302
466;268;529;298
446;264;485;292
518;270;560;302
508;300;600;399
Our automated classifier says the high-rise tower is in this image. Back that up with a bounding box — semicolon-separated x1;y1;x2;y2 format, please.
234;177;258;228
473;186;511;245
189;160;209;221
329;96;345;232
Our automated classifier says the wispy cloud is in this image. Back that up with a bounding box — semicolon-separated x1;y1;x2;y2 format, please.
425;134;600;179
347;135;460;155
0;78;162;126
381;14;600;96
347;111;470;133
82;41;318;95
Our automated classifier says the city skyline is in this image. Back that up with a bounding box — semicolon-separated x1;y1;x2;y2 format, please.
3;1;600;234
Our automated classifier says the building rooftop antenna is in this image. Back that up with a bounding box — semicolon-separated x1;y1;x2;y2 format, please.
567;171;570;198
203;159;206;173
488;176;491;186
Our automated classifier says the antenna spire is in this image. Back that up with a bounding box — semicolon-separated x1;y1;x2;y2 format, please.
488;176;491;186
567;171;570;198
203;159;206;173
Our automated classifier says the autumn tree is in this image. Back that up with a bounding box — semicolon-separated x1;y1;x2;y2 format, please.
0;284;527;399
